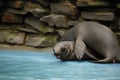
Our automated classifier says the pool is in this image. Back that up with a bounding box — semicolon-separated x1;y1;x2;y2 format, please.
0;50;120;80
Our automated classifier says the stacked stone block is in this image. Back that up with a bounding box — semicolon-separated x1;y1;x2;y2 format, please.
0;0;120;48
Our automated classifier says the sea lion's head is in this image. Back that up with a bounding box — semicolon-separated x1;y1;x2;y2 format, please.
53;41;77;61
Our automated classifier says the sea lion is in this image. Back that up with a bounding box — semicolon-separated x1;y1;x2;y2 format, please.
54;21;120;63
53;41;99;61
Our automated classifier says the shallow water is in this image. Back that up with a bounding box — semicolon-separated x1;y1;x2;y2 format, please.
0;50;120;80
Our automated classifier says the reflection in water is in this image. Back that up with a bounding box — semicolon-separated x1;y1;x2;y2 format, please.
0;50;120;80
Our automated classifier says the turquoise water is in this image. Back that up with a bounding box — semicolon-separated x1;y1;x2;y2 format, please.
0;50;120;80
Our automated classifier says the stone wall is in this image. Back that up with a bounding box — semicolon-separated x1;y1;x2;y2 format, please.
0;0;120;48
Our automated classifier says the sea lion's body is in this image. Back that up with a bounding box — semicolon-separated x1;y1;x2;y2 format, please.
55;21;120;63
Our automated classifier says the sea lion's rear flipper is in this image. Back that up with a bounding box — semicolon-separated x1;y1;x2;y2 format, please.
74;38;86;60
92;57;112;63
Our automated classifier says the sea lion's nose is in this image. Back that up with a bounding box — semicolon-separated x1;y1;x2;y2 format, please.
54;53;62;59
54;52;61;56
54;53;58;56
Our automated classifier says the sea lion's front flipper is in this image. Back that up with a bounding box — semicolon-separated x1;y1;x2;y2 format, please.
74;38;86;60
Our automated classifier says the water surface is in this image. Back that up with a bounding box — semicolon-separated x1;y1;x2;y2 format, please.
0;50;120;80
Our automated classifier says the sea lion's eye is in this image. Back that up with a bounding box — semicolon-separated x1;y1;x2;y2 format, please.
61;48;66;52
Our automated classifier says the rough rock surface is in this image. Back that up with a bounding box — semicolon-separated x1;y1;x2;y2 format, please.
50;2;78;19
81;12;114;21
36;0;50;6
25;34;58;47
25;15;54;33
76;0;110;7
0;30;25;44
2;12;24;23
40;14;69;28
8;1;25;9
17;24;39;34
0;0;120;48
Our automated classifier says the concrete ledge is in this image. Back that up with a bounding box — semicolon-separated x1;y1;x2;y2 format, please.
0;44;53;52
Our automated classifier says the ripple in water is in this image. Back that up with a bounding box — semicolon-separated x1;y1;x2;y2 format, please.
0;50;120;80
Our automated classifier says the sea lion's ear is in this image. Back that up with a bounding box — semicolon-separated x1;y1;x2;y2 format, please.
56;30;65;41
74;38;86;60
57;30;65;38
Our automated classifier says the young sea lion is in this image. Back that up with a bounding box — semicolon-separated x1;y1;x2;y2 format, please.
53;41;99;61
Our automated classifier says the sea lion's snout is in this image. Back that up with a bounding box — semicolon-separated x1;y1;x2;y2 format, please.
53;41;75;60
53;47;67;59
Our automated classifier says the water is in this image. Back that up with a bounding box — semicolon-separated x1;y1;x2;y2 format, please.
0;50;120;80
